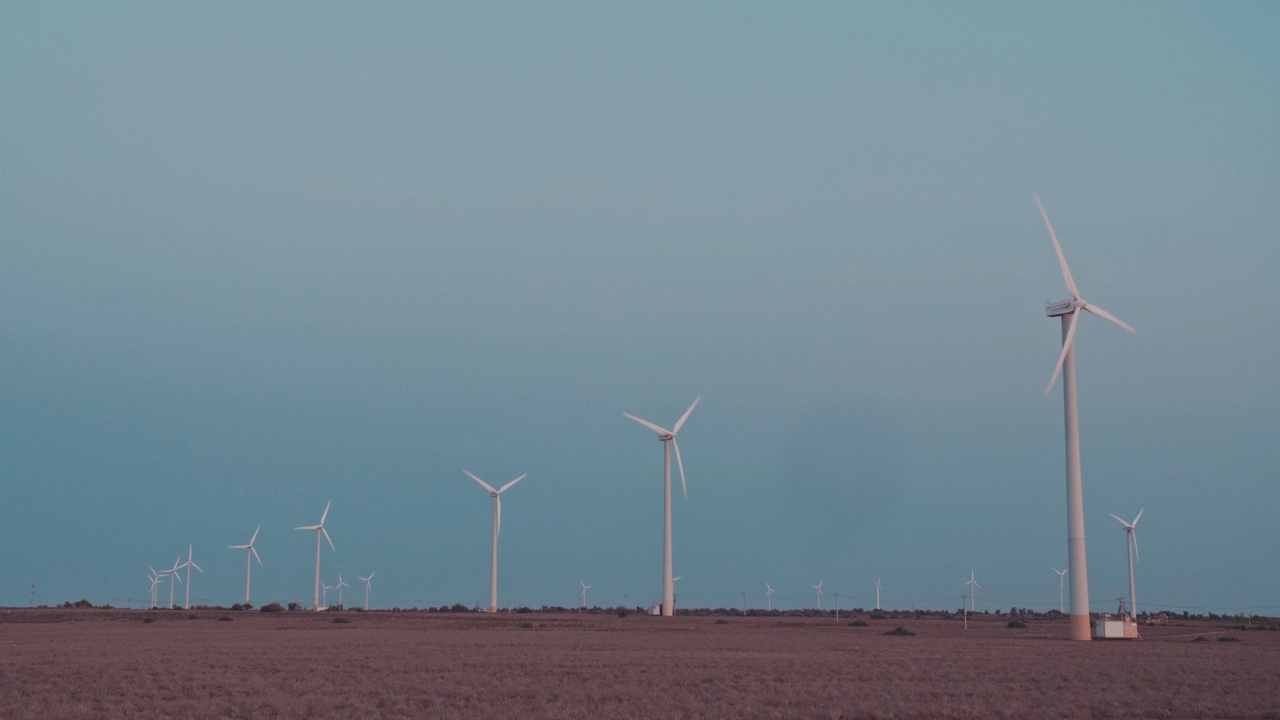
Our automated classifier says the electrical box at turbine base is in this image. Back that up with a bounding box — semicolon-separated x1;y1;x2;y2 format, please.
1095;615;1139;639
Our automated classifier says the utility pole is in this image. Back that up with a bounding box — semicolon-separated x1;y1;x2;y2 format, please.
835;593;840;622
30;584;35;607
741;591;746;617
963;595;968;630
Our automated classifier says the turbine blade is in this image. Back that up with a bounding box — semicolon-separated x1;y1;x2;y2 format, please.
191;561;203;574
295;525;320;531
672;396;701;435
498;473;528;494
368;571;374;581
250;526;260;545
320;499;331;526
1083;303;1137;335
229;544;249;550
1035;195;1080;299
494;495;502;541
464;471;498;494
623;412;672;437
251;547;263;566
672;439;688;499
322;527;336;552
1133;531;1140;562
1132;507;1144;527
1045;309;1080;394
1110;513;1128;527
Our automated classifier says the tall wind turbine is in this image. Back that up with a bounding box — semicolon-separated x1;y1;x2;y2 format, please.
1110;509;1144;621
766;583;775;611
336;574;349;609
163;556;182;609
358;572;374;611
1053;567;1068;613
813;581;823;610
966;569;979;613
624;396;700;618
320;581;332;609
179;545;203;610
148;567;163;609
295;500;336;612
465;471;528;613
875;577;883;611
228;526;263;605
579;580;590;611
1037;195;1137;641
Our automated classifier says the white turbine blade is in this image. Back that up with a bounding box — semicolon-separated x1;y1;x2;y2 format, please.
319;499;332;527
494;495;502;540
672;396;701;435
1110;513;1129;528
251;546;263;566
295;524;320;531
1132;507;1144;527
190;561;203;574
229;544;249;550
368;571;375;581
672;438;688;499
498;473;528;494
1045;309;1081;394
250;526;260;545
623;412;672;437
1083;303;1137;335
322;527;336;552
464;470;498;495
1132;531;1140;562
1035;194;1079;299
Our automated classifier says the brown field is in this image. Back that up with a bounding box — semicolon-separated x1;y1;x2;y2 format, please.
2;608;1278;719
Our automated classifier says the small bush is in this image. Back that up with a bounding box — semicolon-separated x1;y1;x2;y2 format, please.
869;613;887;620
616;607;629;618
519;622;534;629
332;617;350;624
1007;620;1028;629
218;616;233;622
1192;636;1208;642
884;626;916;636
1218;636;1241;643
849;620;869;627
260;602;286;613
143;617;157;624
287;602;301;612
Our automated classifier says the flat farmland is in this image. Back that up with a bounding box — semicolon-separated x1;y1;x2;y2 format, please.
2;609;1277;719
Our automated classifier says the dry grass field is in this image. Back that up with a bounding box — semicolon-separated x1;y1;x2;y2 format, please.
2;608;1277;719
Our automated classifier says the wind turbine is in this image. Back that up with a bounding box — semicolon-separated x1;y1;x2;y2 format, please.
465;470;528;613
358;573;374;610
579;580;590;612
1110;509;1144;621
672;575;682;611
1037;195;1137;641
295;500;336;612
163;556;182;609
966;569;979;614
179;545;203;610
1053;567;1068;613
813;581;823;610
147;567;163;609
875;577;883;611
766;583;775;611
320;581;332;609
336;574;349;609
624;396;700;618
228;526;263;605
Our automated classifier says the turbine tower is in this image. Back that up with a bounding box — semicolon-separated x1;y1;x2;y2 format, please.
1053;567;1068;613
147;567;163;609
875;577;882;611
1110;509;1144;621
179;545;203;610
163;556;182;609
228;526;263;605
465;470;528;613
358;572;374;610
624;396;700;617
579;580;590;611
336;574;349;609
766;583;775;611
295;500;336;611
813;581;823;610
966;569;979;613
1037;195;1137;641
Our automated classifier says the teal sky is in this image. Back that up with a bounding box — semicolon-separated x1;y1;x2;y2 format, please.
3;2;1277;613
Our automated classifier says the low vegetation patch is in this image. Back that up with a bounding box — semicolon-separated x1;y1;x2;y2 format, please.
884;626;915;636
218;616;233;622
849;620;869;627
260;602;285;613
332;617;350;624
1218;636;1241;643
1007;620;1028;629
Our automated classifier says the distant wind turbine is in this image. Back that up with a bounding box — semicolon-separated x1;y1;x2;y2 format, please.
228;526;263;605
624;396;700;618
163;556;182;609
875;577;882;611
579;580;590;611
672;575;682;611
336;574;349;609
179;545;203;610
1053;567;1068;613
966;569;979;614
358;572;374;610
147;567;164;609
465;470;528;613
320;581;332;609
1110;508;1144;621
766;583;775;612
813;581;823;610
1037;195;1137;641
294;500;336;612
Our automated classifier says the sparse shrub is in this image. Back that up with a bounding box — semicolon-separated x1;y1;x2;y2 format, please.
849;620;869;627
869;613;887;620
450;603;469;613
286;602;301;612
332;617;350;624
520;622;534;629
715;619;728;625
1192;636;1208;642
187;614;198;620
260;602;286;613
1007;620;1028;629
1218;636;1241;643
218;616;233;622
143;617;157;624
884;626;915;636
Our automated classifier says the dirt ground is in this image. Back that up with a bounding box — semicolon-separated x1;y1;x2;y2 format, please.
2;608;1277;719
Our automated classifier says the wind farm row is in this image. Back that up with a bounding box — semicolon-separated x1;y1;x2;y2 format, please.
123;198;1143;637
